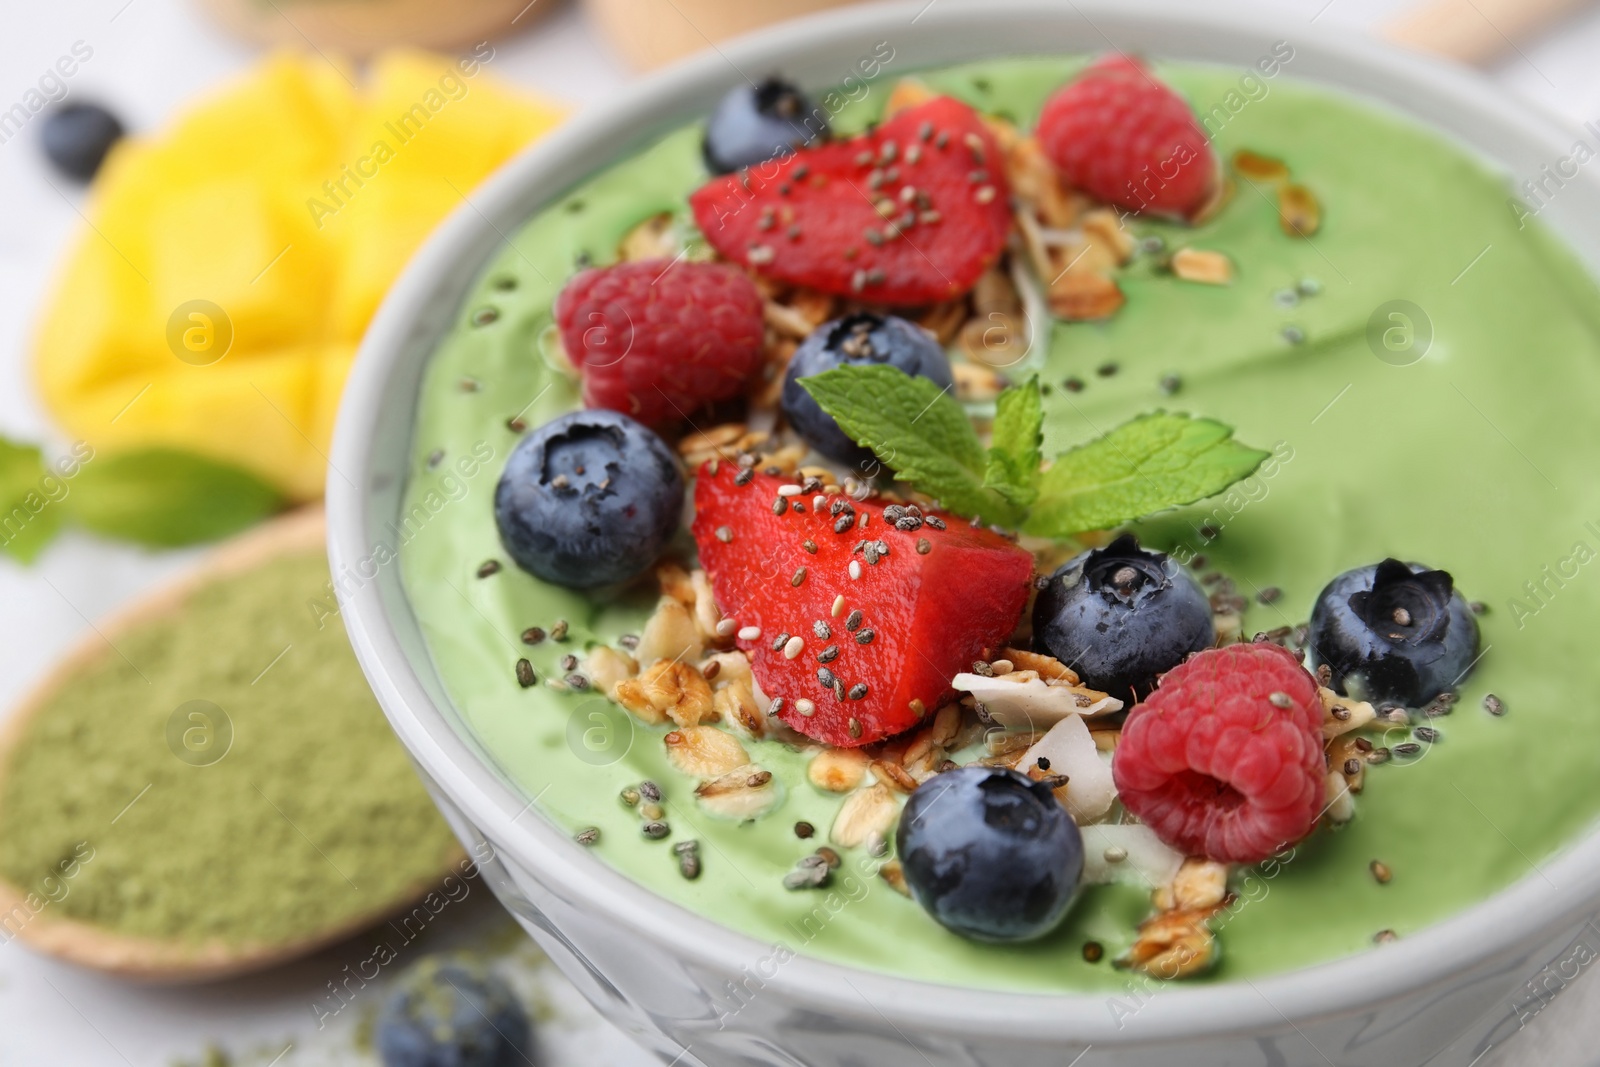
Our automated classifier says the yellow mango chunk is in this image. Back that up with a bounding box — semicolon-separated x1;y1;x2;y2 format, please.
34;50;563;501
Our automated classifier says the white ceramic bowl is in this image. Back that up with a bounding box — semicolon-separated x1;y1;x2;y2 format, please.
328;4;1600;1063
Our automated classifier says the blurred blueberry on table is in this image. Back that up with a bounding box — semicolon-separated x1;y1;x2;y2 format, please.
40;102;124;181
376;956;535;1067
703;76;827;174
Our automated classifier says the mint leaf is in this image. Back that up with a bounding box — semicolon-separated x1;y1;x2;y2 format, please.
1024;413;1269;537
66;449;283;547
799;365;1022;526
0;437;60;563
983;375;1042;509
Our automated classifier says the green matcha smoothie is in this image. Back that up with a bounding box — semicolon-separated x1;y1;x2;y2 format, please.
398;58;1600;993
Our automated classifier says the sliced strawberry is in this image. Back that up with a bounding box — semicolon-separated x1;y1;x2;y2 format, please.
691;465;1034;747
689;97;1012;306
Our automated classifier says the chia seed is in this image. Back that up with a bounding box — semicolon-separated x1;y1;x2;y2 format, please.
817;645;841;664
1159;374;1182;396
560;653;578;672
847;717;863;737
834;515;853;534
818;667;838;690
642;821;670;840
1096;362;1118;377
734;467;754;486
925;516;946;531
845;610;864;631
795;821;815;839
1258;586;1282;604
575;827;600;846
1414;726;1441;744
803;539;818;554
515;659;536;688
520;627;546;645
476;559;501;578
855;629;875;645
620;787;640;807
848;683;869;701
1393;742;1423;757
550;619;569;641
814;620;832;640
565;673;590;690
773;496;789;516
640;780;663;803
772;633;791;652
792;567;808;587
1484;693;1505;716
674;840;702;880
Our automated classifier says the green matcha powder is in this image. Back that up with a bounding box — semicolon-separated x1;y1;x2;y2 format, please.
0;551;458;946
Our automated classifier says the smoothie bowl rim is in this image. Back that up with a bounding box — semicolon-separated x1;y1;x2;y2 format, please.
329;0;1600;1045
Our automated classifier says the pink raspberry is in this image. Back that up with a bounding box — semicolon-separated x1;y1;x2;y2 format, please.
555;259;765;429
1112;643;1326;864
1036;54;1217;219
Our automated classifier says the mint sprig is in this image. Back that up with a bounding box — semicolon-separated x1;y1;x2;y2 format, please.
802;366;1268;537
983;375;1043;510
1022;413;1269;537
798;366;1023;527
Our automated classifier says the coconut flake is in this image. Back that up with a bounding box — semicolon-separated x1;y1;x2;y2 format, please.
952;671;1121;731
1022;714;1117;822
1080;823;1184;889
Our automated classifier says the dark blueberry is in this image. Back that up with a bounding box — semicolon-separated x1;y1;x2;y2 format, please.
1308;559;1479;707
703;76;827;175
40;103;124;181
376;956;534;1067
896;766;1082;943
781;313;953;468
1033;534;1214;703
495;409;683;589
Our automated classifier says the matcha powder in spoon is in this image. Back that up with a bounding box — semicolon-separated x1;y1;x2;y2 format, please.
0;550;459;947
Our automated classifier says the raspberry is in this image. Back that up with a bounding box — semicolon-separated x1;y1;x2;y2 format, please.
1037;55;1217;219
1112;643;1325;864
554;259;764;429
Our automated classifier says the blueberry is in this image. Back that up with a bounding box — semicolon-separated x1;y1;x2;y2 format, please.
40;103;124;181
781;313;954;468
896;766;1082;943
1308;558;1479;707
1032;534;1214;703
494;409;683;589
703;76;827;175
376;957;534;1067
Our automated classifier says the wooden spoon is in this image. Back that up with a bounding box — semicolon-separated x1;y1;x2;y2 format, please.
1385;0;1594;63
0;506;465;982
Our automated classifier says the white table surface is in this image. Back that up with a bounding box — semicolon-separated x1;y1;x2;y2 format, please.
3;1;1600;1063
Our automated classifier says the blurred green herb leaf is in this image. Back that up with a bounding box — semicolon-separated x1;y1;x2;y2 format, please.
65;449;283;547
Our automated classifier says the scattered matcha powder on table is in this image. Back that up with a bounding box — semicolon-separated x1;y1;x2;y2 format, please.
0;551;459;946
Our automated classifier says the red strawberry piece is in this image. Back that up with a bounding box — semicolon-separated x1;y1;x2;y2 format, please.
554;259;765;429
691;465;1033;747
1037;55;1217;219
1112;643;1325;864
689;97;1012;306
